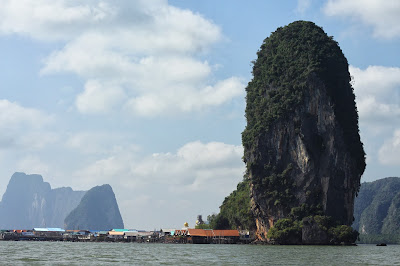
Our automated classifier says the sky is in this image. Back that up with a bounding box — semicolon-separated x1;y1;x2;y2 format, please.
0;0;399;230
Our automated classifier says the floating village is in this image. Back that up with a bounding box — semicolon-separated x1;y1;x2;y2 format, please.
0;216;254;244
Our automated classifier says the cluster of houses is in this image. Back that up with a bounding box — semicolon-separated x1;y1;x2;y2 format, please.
0;228;254;244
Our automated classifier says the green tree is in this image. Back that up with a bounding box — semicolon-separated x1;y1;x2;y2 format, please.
267;218;302;244
208;179;255;230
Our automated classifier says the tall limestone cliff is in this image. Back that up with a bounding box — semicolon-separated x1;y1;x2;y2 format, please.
0;172;85;229
242;21;365;242
64;184;124;230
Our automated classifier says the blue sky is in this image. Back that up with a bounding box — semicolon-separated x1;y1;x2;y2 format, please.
0;0;399;229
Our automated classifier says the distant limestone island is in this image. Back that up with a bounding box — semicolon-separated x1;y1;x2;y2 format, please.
353;177;400;244
0;172;124;230
0;173;246;244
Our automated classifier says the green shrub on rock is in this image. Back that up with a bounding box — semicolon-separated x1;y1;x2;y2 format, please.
329;225;359;244
267;218;302;244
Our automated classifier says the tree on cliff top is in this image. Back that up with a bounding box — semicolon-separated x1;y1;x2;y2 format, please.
208;179;255;230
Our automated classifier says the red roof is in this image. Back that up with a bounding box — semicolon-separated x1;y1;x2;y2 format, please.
187;229;214;237
213;230;240;237
187;229;239;237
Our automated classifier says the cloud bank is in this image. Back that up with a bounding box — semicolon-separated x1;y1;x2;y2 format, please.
379;130;400;165
0;0;244;117
350;65;400;125
324;0;400;39
350;65;400;168
0;99;55;150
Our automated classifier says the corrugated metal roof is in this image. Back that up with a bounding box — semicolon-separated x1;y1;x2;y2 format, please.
124;231;140;236
109;231;124;236
161;228;175;232
33;228;65;232
187;229;239;237
111;229;130;232
213;230;240;237
47;228;65;232
187;229;214;237
124;231;154;236
33;228;49;232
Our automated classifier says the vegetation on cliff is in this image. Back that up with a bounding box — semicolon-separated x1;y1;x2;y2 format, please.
209;178;358;243
242;21;365;174
208;179;255;231
268;216;358;244
354;177;400;243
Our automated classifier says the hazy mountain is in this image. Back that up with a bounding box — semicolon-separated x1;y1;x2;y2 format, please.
64;184;124;230
353;177;400;235
0;172;85;229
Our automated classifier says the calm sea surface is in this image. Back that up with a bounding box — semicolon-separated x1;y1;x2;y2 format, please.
0;242;398;265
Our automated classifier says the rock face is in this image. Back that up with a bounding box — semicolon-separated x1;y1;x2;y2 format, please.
0;172;85;229
242;21;365;242
353;177;400;235
64;184;124;230
302;217;329;245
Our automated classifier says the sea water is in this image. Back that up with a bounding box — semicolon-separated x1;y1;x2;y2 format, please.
0;242;398;265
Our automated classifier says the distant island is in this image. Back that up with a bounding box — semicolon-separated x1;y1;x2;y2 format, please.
354;177;400;244
0;174;246;244
0;172;123;230
65;184;124;230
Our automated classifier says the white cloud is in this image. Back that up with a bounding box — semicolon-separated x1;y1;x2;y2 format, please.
350;65;400;124
351;65;400;95
378;129;400;165
0;0;118;41
75;80;126;114
65;131;137;155
131;141;244;191
124;76;244;116
350;65;400;173
356;96;400;124
324;0;400;39
0;99;52;129
1;1;240;116
0;99;55;150
16;155;50;176
76;141;244;191
296;0;312;15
